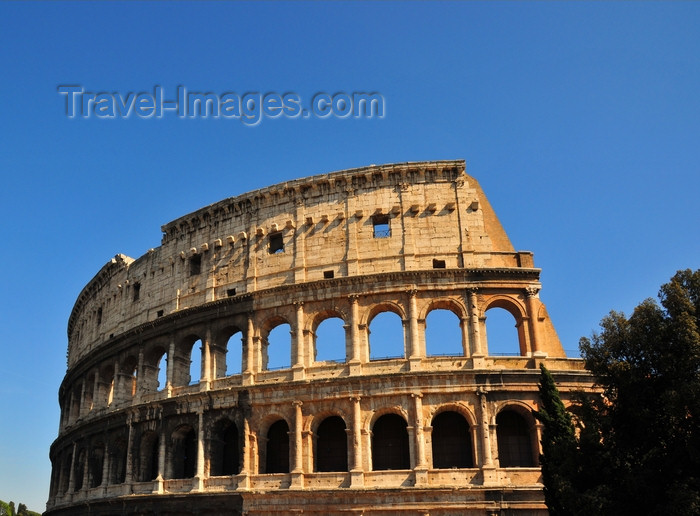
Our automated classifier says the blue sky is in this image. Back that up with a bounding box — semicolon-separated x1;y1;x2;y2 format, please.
1;1;699;511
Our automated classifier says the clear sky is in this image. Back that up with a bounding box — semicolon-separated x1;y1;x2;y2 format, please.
1;1;699;512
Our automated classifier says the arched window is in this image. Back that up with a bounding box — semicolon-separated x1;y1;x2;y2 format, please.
425;309;463;356
316;416;348;472
371;414;410;470
485;307;522;356
189;339;203;385
315;317;346;363
211;420;239;476
59;453;72;493
123;357;138;398
156;352;168;391
265;419;290;473
431;411;473;468
89;444;104;488
226;331;243;376
108;438;127;484
74;449;86;491
369;311;405;360
138;431;159;482
265;323;292;370
496;410;535;467
171;426;197;479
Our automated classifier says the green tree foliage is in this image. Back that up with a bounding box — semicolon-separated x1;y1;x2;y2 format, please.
578;268;700;515
533;365;608;515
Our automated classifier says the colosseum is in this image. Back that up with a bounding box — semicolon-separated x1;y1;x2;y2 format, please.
47;160;596;515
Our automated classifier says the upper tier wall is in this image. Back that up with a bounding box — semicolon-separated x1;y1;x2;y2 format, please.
66;160;530;367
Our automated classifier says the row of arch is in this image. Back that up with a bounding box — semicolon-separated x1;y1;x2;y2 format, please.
62;291;544;429
51;403;538;499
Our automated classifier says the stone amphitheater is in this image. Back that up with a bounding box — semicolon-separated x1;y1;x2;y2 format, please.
47;160;596;515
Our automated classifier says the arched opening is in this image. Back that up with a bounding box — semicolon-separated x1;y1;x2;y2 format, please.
74;448;86;491
265;419;290;473
211;419;240;476
84;374;95;412
485;307;522;356
89;444;104;488
123;357;138;398
156;352;168;391
371;413;410;470
496;409;536;467
315;416;348;472
431;411;473;468
108;438;127;484
314;317;346;363
171;426;197;479
139;431;160;482
369;311;405;360
59;453;72;493
265;323;292;370
425;309;463;356
189;339;203;385
226;331;243;376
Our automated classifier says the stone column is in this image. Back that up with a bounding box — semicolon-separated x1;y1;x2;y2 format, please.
348;295;362;375
292;302;305;380
291;401;304;488
201;327;212;390
196;410;205;491
350;396;364;487
167;336;175;397
124;417;134;485
78;381;87;418
243;313;255;385
478;389;498;486
67;442;77;493
156;426;166;493
239;417;251;489
101;441;110;493
136;348;145;399
81;448;90;492
408;289;422;371
468;289;485;367
525;287;544;356
413;393;428;485
92;370;101;410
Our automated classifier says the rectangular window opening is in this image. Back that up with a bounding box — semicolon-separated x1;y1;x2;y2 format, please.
156;310;164;318
189;254;202;276
269;232;284;254
227;288;237;297
323;270;334;279
133;282;141;302
432;259;446;269
97;307;102;326
372;214;391;238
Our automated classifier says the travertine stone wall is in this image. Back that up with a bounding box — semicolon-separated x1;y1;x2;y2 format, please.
47;161;595;516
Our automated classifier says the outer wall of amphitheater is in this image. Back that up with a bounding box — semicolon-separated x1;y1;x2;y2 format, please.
46;160;596;516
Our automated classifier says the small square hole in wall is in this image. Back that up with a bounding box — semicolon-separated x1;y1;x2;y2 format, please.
269;232;284;254
227;288;237;297
432;259;446;269
324;270;334;279
157;310;164;318
372;214;390;238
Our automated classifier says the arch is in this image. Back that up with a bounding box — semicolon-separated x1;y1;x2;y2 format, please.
496;408;537;467
313;315;347;363
138;431;159;482
108;437;127;484
264;419;290;473
143;343;168;393
431;411;473;468
210;418;240;476
485;306;523;356
224;329;244;377
315;416;348;472
425;308;463;356
156;352;168;391
122;356;138;398
262;319;292;371
371;413;410;470
419;297;467;321
171;425;197;479
368;310;405;360
73;448;86;491
189;339;203;385
172;333;204;387
88;442;105;488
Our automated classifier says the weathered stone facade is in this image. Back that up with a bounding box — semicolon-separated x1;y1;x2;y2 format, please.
47;160;596;515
